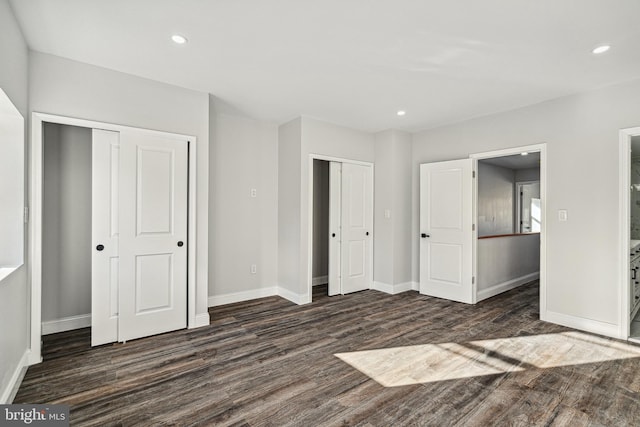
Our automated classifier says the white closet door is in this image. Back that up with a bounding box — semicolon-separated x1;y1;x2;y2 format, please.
340;163;373;294
117;130;188;342
328;161;342;296
419;159;474;303
91;129;120;346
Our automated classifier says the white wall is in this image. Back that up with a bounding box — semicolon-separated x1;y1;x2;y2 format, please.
374;130;412;288
29;52;211;322
277;118;302;298
413;77;640;337
477;162;515;237
42;123;92;323
477;234;540;300
312;159;329;281
208;111;278;301
0;0;29;403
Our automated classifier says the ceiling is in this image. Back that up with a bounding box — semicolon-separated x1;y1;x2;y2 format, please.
480;152;540;170
9;0;640;132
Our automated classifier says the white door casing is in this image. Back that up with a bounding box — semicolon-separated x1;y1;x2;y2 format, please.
340;163;373;294
117;130;188;342
328;161;342;296
91;129;120;346
420;159;474;304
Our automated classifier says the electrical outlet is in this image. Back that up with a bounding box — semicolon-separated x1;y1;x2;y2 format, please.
250;264;257;274
558;209;568;222
250;188;257;198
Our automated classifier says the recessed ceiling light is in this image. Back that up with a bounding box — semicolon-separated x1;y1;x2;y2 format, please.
592;45;610;54
397;110;406;116
521;152;529;156
171;34;188;44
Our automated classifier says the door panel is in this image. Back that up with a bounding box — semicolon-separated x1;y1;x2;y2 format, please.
341;163;372;294
328;162;342;296
420;159;474;303
91;129;120;346
118;130;188;342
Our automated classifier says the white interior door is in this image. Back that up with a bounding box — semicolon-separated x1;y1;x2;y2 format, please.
117;130;188;342
518;182;541;233
340;163;373;294
328;161;342;296
420;159;474;303
91;129;120;346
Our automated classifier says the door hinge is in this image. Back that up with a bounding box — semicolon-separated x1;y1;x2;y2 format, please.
472;276;475;284
24;207;29;223
472;171;476;178
472;223;475;231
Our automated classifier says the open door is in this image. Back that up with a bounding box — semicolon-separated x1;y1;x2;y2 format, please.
420;159;474;303
328;161;341;296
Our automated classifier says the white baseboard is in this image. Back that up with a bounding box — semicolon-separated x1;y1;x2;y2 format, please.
476;272;539;302
208;287;278;307
312;275;328;286
42;314;91;335
278;287;309;305
371;281;417;295
0;349;29;404
192;312;211;328
541;310;620;339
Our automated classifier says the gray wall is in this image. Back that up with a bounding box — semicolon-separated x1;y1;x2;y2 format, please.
412;76;640;331
29;51;211;318
312;159;329;281
42;123;92;323
373;129;412;287
0;0;29;403
477;162;515;237
477;234;540;293
209;111;278;298
515;167;540;183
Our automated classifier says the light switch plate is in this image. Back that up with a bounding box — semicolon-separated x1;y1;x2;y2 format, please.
558;209;568;222
384;209;391;219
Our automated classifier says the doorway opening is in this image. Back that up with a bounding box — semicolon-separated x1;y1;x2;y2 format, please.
308;155;374;302
475;151;542;303
41;123;93;336
620;127;640;342
30;113;199;364
312;159;330;300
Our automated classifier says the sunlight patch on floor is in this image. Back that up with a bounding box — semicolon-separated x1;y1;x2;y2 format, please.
334;331;640;387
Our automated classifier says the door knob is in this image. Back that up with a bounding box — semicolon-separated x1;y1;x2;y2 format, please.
366;232;369;236
332;233;336;237
96;244;104;251
177;241;184;247
421;233;429;238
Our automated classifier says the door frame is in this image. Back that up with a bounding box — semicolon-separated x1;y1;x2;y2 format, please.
515;181;541;233
307;154;374;301
469;143;547;313
29;112;198;364
619;126;640;341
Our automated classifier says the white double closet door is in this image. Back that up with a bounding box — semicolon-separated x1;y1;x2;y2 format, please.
328;161;373;296
91;129;188;346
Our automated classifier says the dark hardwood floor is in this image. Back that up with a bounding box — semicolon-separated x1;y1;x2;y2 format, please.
15;282;640;426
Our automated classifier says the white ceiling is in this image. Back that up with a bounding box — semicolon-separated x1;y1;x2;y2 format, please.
9;0;640;132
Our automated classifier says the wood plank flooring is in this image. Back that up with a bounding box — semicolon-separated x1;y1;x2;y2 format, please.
15;282;640;426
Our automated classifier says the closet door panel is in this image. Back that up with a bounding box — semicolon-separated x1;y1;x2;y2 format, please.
91;129;120;346
118;130;188;342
